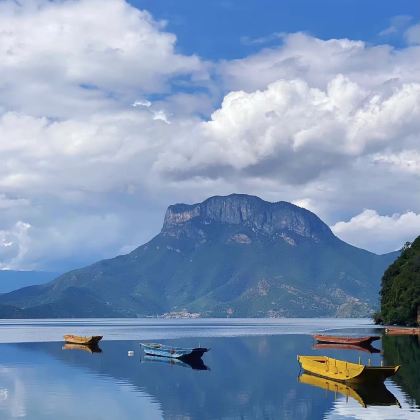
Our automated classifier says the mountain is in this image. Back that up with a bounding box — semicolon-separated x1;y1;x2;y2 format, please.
0;270;59;293
0;194;398;318
377;236;420;326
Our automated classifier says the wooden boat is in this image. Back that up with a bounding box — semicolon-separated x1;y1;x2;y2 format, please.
385;326;420;335
313;335;380;346
62;343;102;353
63;334;103;345
313;342;381;354
297;355;399;383
299;373;400;407
141;343;209;360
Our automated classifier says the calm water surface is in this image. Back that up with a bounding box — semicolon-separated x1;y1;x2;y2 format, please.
0;318;418;419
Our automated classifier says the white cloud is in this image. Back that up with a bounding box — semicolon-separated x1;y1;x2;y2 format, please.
152;110;171;124
373;150;420;175
291;198;320;215
220;32;420;92
331;209;420;254
0;222;31;269
0;2;419;268
155;76;420;183
0;0;205;118
132;100;152;108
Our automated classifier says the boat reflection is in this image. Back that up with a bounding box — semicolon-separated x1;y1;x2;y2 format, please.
299;373;400;408
313;342;381;354
142;354;210;371
62;343;102;354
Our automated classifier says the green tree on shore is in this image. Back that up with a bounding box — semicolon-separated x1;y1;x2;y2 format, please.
378;236;420;326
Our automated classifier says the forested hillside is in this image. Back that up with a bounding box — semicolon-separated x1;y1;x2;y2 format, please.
379;236;420;326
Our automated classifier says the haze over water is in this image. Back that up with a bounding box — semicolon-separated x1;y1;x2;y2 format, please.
0;318;418;419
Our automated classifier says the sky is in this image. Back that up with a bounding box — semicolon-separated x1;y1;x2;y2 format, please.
0;0;419;271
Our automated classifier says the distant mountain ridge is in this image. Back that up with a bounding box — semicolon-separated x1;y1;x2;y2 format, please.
0;194;398;318
0;270;58;294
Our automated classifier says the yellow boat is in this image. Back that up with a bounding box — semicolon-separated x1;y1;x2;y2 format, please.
297;355;399;383
299;373;401;408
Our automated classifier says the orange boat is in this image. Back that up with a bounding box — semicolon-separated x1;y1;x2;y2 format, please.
313;335;380;346
313;342;381;354
385;327;420;335
64;334;103;345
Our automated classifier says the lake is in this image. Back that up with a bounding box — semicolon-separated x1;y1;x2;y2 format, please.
0;318;418;419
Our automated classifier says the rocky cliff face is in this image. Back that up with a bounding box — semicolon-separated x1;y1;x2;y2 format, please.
162;194;334;242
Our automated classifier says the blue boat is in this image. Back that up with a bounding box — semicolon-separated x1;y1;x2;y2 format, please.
141;343;209;360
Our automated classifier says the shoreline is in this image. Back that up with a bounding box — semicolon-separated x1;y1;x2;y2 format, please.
0;317;378;344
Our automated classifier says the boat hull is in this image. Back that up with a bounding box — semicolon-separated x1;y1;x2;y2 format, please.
313;335;380;346
298;355;399;383
63;335;103;345
141;343;208;360
385;327;420;335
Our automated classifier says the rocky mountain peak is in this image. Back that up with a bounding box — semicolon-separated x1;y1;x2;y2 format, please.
162;194;335;241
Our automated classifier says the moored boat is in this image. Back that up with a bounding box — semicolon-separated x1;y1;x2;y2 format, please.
141;343;209;360
297;355;399;383
385;326;420;335
313;335;380;346
63;334;103;345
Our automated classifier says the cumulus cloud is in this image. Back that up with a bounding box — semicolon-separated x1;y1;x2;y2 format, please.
155;76;420;184
331;210;420;254
220;32;420;92
0;1;419;269
0;0;205;118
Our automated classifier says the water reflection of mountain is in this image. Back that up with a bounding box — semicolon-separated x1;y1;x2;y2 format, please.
383;334;420;405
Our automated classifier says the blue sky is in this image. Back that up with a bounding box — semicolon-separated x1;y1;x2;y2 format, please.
0;0;419;271
130;0;420;58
